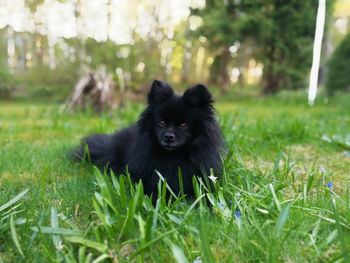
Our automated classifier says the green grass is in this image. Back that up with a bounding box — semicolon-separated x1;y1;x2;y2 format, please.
0;93;349;262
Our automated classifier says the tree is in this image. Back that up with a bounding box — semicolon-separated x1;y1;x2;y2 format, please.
325;33;350;95
25;0;46;67
192;0;239;89
194;0;322;94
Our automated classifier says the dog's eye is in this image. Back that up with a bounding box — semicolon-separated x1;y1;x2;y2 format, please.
158;121;166;127
180;123;187;128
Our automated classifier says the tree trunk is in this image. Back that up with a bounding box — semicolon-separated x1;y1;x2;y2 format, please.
106;0;112;41
181;41;191;83
6;26;16;72
262;41;279;94
263;67;280;94
209;46;230;91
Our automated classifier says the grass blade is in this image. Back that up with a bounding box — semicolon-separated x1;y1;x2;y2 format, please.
50;207;62;250
269;184;281;212
274;204;291;237
171;243;189;263
131;229;177;258
331;200;350;262
0;189;29;213
156;170;177;199
199;213;214;263
177;167;184;197
92;254;110;263
31;226;83;236
64;236;108;253
10;214;24;257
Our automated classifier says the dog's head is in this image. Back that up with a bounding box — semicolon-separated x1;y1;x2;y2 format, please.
142;80;215;151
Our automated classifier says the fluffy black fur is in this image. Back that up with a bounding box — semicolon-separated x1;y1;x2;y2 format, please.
74;80;224;197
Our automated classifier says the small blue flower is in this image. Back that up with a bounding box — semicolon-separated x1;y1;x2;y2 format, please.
327;182;334;188
234;210;241;219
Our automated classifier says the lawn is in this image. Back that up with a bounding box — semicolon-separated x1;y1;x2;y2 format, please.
0;93;350;262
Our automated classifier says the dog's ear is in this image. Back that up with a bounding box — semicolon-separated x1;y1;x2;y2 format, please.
183;84;213;108
148;80;174;105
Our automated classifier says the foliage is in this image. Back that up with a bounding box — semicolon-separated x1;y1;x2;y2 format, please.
194;0;331;93
0;1;336;97
326;33;350;95
192;1;239;88
17;63;79;100
0;93;350;261
0;67;17;98
84;38;121;73
0;189;29;257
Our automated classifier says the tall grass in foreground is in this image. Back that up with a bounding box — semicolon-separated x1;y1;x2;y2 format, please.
0;189;29;258
1;96;350;262
4;150;349;262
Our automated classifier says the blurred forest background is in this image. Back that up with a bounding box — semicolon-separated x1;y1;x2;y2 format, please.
0;0;350;101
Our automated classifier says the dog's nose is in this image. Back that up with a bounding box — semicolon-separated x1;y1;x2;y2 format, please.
164;133;175;142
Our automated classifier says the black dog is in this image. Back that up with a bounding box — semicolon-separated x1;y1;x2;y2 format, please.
74;80;224;197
